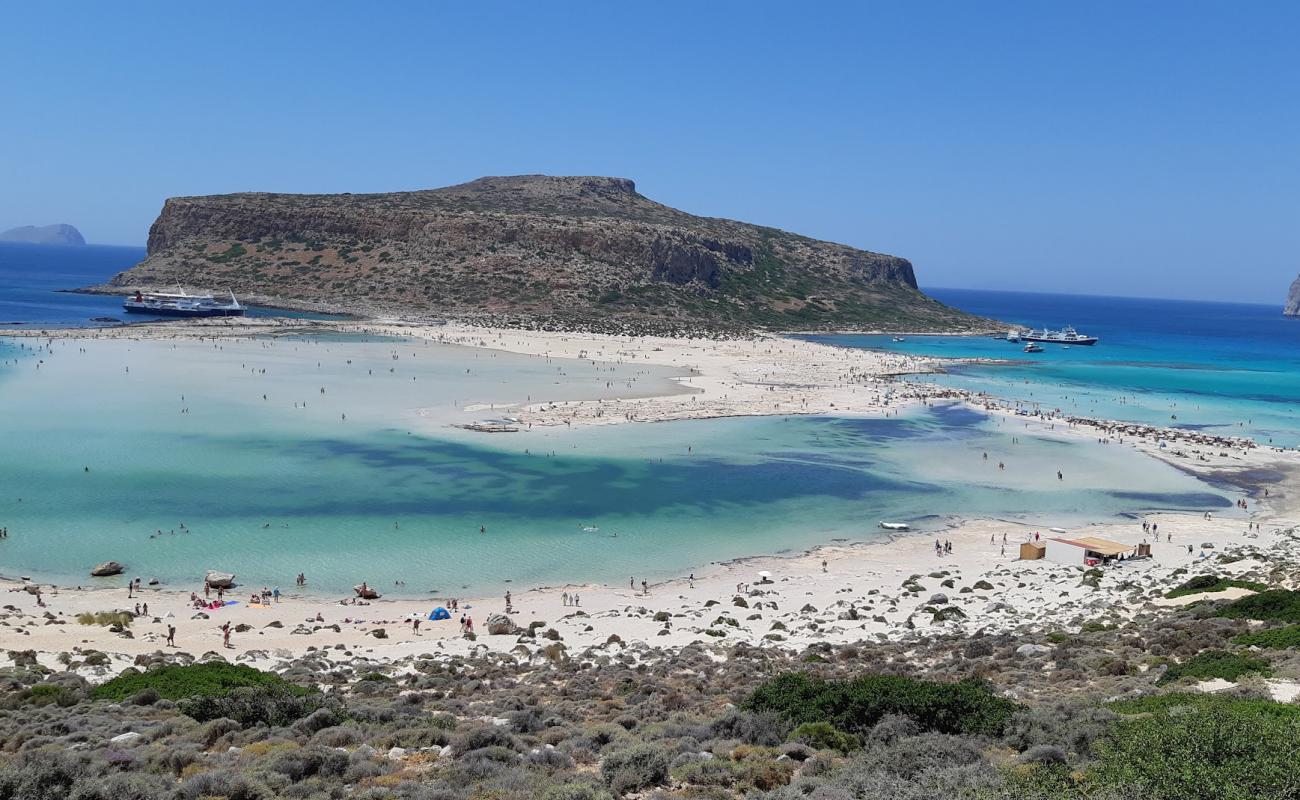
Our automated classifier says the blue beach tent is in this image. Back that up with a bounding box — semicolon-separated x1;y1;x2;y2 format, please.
429;607;451;620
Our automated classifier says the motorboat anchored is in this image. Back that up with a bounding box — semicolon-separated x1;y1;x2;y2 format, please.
1022;343;1044;353
123;288;245;318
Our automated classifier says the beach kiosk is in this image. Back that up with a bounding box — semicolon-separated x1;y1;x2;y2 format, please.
1044;536;1135;567
1019;541;1046;560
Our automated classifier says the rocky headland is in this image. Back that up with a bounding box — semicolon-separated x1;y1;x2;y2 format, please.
94;175;993;333
1285;274;1300;317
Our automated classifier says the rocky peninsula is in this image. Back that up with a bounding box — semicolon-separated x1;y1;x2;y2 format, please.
92;175;994;333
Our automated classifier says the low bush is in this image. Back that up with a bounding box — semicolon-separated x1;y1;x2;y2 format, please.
1166;575;1267;599
742;672;1017;737
789;721;861;753
1234;623;1300;649
1217;589;1300;623
76;611;133;627
180;686;337;727
1156;650;1270;685
1090;695;1300;799
93;663;314;701
600;743;671;794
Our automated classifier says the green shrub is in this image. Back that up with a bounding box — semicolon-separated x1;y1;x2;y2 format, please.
601;743;670;794
741;672;1017;737
1218;589;1300;622
1166;575;1267;599
1234;624;1300;649
179;686;335;727
1090;695;1300;799
1156;650;1271;685
789;721;861;753
1108;693;1300;719
93;662;313;701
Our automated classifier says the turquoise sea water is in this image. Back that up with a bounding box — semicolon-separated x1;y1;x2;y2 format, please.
804;288;1300;448
0;333;1232;595
0;272;1266;595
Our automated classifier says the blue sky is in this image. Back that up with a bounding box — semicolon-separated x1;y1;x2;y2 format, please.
2;2;1296;302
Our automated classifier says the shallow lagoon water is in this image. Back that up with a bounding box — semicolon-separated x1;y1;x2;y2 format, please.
804;288;1300;448
0;334;1231;595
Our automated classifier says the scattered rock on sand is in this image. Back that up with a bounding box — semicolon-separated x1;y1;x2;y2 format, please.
487;613;522;635
205;571;236;589
90;561;125;577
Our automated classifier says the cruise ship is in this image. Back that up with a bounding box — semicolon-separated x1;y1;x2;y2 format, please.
123;289;245;318
1019;326;1098;346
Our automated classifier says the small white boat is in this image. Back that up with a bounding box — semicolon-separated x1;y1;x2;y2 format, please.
891;336;905;342
1006;329;1021;343
879;521;910;531
1023;343;1044;353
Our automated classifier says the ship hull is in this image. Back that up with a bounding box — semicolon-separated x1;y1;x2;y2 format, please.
1020;334;1097;345
123;304;246;318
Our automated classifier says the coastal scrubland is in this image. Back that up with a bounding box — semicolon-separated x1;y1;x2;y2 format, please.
5;593;1300;800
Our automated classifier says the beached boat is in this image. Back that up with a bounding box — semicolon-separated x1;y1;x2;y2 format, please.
124;289;245;317
1021;326;1098;345
879;521;910;531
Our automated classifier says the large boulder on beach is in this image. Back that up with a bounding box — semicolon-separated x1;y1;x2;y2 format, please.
205;571;236;588
90;561;125;577
486;613;522;636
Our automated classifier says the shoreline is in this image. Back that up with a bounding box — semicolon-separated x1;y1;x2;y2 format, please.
3;317;1299;676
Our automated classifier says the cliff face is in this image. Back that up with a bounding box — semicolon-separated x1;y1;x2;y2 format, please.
109;175;984;330
1286;275;1300;317
0;223;85;245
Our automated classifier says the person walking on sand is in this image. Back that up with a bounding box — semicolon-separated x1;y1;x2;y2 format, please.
822;559;828;573
641;579;648;596
221;622;232;649
413;618;421;635
166;624;175;647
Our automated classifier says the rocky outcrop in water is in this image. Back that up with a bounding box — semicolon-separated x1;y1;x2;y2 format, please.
102;175;990;331
1;223;85;245
1286;274;1300;317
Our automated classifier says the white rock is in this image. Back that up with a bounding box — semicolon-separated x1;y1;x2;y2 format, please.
1016;644;1052;657
110;732;143;745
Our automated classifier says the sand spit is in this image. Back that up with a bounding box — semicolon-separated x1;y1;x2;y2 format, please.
5;317;1300;676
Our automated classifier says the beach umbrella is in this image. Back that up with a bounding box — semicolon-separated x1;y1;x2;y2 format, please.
405;612;423;620
757;570;772;579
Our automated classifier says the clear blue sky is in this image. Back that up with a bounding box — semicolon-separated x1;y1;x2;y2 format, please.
2;2;1296;302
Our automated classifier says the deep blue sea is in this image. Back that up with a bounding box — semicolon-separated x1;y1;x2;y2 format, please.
805;287;1300;447
0;241;330;326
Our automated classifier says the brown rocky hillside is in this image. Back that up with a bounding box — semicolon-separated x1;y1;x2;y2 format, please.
102;175;990;331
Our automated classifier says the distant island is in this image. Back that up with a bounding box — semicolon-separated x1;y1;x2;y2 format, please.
0;223;86;246
1286;274;1300;317
98;175;992;332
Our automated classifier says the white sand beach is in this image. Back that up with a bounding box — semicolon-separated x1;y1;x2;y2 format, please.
4;317;1298;676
